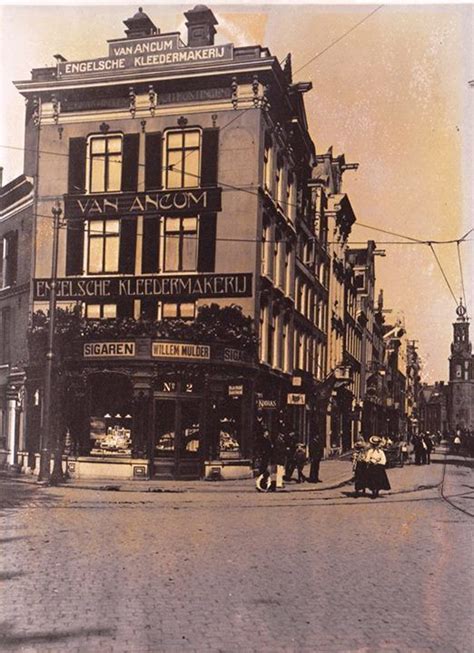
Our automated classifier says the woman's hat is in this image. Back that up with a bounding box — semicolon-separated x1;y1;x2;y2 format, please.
354;440;366;449
369;436;382;446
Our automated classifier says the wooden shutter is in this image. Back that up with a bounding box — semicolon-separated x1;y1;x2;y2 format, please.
119;218;137;274
200;128;219;187
197;213;217;272
68;138;87;194
117;299;134;318
65;221;84;276
142;217;160;273
145;132;162;190
121;134;140;192
140;298;158;320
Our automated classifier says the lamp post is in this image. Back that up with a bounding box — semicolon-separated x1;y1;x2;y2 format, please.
38;201;62;483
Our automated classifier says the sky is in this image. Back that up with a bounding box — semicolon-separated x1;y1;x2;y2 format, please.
0;2;473;383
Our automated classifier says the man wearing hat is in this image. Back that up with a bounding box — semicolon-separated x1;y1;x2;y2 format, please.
365;435;391;499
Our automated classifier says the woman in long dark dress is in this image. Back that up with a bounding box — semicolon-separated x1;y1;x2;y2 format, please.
365;436;391;499
352;440;368;496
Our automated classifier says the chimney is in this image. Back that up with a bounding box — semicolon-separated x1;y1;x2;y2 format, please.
184;5;218;47
123;7;158;39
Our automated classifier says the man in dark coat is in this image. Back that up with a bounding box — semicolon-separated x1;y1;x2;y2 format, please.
308;434;324;483
255;411;272;476
284;430;298;481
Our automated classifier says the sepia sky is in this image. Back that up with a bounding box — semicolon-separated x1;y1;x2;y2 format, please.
0;2;472;383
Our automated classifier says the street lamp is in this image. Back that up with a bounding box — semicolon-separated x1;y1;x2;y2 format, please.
38;201;62;483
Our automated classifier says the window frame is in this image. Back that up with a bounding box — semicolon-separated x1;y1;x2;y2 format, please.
85;219;120;275
164;128;202;190
87;133;123;194
162;216;199;273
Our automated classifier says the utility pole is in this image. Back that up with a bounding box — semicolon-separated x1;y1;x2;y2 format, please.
38;201;62;483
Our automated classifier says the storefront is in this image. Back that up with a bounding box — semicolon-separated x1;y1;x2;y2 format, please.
31;336;258;480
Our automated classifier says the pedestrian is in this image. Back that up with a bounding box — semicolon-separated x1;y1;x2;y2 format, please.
453;433;461;455
352;440;368;497
284;430;298;482
365;435;391;499
255;411;272;476
400;439;409;465
294;444;307;483
413;434;425;465
308;433;324;483
272;418;288;490
423;433;433;464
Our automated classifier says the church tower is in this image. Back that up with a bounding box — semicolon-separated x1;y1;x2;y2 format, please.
448;302;474;432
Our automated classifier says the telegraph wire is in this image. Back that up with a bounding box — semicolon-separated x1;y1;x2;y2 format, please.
293;5;384;75
428;242;458;306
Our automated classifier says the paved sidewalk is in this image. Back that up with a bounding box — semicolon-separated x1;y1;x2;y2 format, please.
2;456;353;494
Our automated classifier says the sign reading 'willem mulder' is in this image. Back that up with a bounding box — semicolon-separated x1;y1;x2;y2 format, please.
33;273;252;301
58;34;233;78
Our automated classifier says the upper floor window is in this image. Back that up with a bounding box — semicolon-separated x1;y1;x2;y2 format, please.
161;302;196;320
0;307;11;364
84;303;117;320
165;130;201;189
86;220;120;274
0;232;18;290
164;217;198;272
263;134;273;195
88;135;123;193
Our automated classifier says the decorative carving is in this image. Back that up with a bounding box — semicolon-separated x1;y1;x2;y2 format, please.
177;115;188;128
148;84;157;116
140;120;147;133
99;122;110;134
231;76;238;110
51;94;60;124
211;113;218;128
129;86;136;118
252;75;260;108
31;97;40;127
58;126;64;141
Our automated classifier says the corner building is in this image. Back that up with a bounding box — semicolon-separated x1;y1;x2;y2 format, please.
16;7;319;480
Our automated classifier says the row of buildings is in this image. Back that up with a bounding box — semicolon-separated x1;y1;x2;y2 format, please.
0;6;463;481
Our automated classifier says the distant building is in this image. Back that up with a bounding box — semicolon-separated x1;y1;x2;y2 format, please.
448;302;474;433
418;381;448;436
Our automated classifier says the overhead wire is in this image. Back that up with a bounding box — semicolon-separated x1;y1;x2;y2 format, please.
428;242;458;306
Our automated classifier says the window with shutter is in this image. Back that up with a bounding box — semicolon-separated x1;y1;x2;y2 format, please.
145;132;163;190
164;130;201;189
87;134;123;193
68;138;87;194
65;221;85;276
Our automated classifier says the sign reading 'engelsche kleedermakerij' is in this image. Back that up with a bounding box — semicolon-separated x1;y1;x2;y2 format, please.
33;273;253;301
57;33;233;78
64;188;222;219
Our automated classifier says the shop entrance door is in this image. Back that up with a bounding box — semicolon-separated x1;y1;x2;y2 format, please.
153;397;202;480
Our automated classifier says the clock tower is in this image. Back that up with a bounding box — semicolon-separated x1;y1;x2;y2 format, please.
448;302;474;432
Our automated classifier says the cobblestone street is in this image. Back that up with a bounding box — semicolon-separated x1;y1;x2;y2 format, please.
1;451;473;653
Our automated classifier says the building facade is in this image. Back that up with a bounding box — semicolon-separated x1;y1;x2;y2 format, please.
14;6;329;480
0;174;34;469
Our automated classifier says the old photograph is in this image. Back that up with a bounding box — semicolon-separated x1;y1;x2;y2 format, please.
0;2;473;651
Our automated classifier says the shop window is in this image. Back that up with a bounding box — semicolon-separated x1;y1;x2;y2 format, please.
0;307;11;364
163;216;198;272
86;219;120;274
164;129;201;189
84;303;117;320
0;232;18;289
181;401;200;456
155;399;175;455
161;302;196;320
88;135;123;193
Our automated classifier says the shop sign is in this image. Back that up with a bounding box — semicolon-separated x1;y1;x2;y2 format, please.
287;393;306;405
228;384;243;397
83;342;135;357
223;347;248;363
257;398;278;410
152;341;210;360
64;188;222;219
58;34;233;78
33;273;252;301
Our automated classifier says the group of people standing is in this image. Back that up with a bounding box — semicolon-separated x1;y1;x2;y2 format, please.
352;436;391;499
254;411;324;492
412;432;435;465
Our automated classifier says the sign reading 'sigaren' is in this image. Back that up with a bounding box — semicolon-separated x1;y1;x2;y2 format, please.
65;188;221;219
58;34;233;78
33;273;252;301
